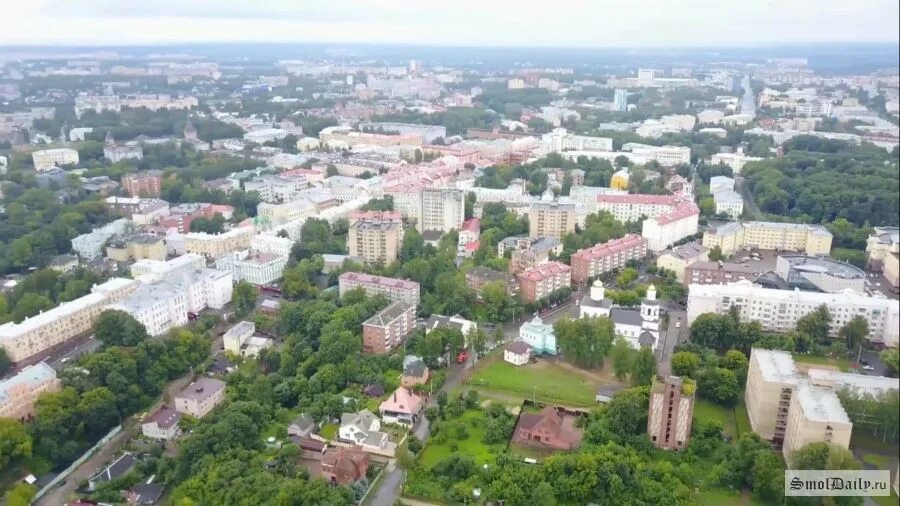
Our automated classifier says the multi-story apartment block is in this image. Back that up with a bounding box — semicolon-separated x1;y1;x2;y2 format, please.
0;362;60;421
656;242;708;282
683;260;760;286
250;234;294;259
110;281;189;336
570;234;648;283
121;170;163;197
710;151;763;174
541;128;614;153
103;144;143;164
713;190;744;219
184;227;254;259
215;250;287;286
613;89;628;112
516;261;572;303
687;280;900;347
866;227;899;290
174;377;226;419
32;148;79;171
0;278;139;363
338;272;421;305
72;219;132;260
746;349;800;445
641;202;700;252
528;201;578;239
348;211;404;265
362;302;417;354
420;188;464;234
257;199;317;226
782;381;852;464
106;235;167;262
702;221;833;256
596;194;680;224
502;236;563;275
647;375;695;451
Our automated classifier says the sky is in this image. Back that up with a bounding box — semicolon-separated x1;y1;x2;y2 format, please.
2;0;899;47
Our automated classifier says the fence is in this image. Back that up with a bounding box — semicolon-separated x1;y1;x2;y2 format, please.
33;425;123;501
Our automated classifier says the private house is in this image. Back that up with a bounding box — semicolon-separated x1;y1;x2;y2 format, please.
89;453;136;491
287;413;316;438
504;340;532;366
322;447;369;485
126;483;165;505
511;406;584;451
174;377;226;419
401;358;430;387
141;406;183;441
379;387;424;426
339;409;383;446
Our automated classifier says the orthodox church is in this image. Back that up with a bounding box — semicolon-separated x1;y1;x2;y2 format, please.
579;279;661;350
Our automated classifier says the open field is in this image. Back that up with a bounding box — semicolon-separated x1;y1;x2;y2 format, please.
465;353;624;407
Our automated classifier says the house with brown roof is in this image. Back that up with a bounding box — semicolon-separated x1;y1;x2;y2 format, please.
503;340;532;366
141;406;183;440
321;447;369;485
511;406;584;451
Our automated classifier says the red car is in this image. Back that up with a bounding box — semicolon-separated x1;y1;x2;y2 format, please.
456;351;468;364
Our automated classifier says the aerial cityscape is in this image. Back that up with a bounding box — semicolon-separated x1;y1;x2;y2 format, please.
0;2;899;506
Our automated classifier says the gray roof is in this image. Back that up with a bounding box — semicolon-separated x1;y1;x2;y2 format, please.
176;377;225;402
609;307;643;326
506;339;532;355
579;295;612;309
668;241;708;260
363;431;388;447
364;301;415;327
403;359;428;378
638;331;656;347
92;453;135;484
130;483;165;505
342;409;378;430
290;413;315;431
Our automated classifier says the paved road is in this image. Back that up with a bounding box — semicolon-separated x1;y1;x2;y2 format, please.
657;307;687;376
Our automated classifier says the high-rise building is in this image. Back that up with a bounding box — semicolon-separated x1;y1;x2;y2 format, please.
613;89;628;112
348;212;404;265
528;201;578;239
420;188;464;234
362;302;417;354
647;375;695;450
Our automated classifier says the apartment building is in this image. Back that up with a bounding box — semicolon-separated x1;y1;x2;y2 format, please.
174;377;226;419
710;151;763;174
683;260;760;286
121;170;163;197
106;235;167;262
32;148;79;171
348;212;404;265
516;261;572;303
257;199;317;226
702;221;833;256
72;219;132;260
713;190;744;219
103;144;143;164
641;202;700;252
250;234;294;259
541;128;613;153
687;280;900;347
866;227;899;289
338;272;421;305
420;188;464;234
647;375;695;451
596;194;680;224
746;348;803;445
528;201;578;239
570;234;648;283
0;278;139;363
782;382;853;464
184;227;254;259
362;302;417;354
111;281;189;336
0;362;60;421
502;236;563;275
656;242;708;282
215;250;287;285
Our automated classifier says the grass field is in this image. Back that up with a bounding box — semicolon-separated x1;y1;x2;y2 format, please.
466;355;618;407
734;401;751;436
694;400;738;438
418;409;506;468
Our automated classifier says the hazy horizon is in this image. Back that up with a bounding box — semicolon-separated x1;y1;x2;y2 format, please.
4;0;899;47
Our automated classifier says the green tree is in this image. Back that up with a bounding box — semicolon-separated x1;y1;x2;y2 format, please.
610;338;634;380
0;419;32;469
751;451;785;502
78;387;120;438
3;483;37;506
232;280;260;317
553;316;615;368
796;304;833;342
94;309;149;347
881;348;899;377
11;293;53;322
838;315;868;353
631;347;656;386
720;349;749;385
0;348;11;377
399;228;425;262
708;245;726;261
699;367;740;405
670;351;701;378
790;442;861;472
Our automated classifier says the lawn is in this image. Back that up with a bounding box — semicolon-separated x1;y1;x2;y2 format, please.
319;423;338;440
418;409;506;468
694;488;765;506
694;400;738;438
862;453;894;468
467;355;613;407
733;401;751;436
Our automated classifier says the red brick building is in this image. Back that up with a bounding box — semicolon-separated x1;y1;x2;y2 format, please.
121;170;163;197
361;301;416;354
511;406;584;451
570;234;648;284
516;261;571;303
321;447;369;485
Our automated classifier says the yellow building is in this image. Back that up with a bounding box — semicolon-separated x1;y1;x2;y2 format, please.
185;227;254;259
703;221;832;256
656;242;708;282
348;220;404;265
106;235;166;262
528;201;578;239
610;169;630;190
782;382;852;465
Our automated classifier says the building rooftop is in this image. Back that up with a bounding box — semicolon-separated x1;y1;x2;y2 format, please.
664;241;708;260
713;190;743;204
807;368;900;397
597;194;678;206
571;234;646;262
871;226;899;246
339;272;420;291
176;377;225;402
654;202;700;225
517;261;571;282
708;221;744;236
0;362;56;403
743;221;833;237
688;260;761;274
778;255;865;280
364;301;415;327
223;321;255;341
506;339;533;355
794;381;851;424
751;348;799;383
143;406;182;429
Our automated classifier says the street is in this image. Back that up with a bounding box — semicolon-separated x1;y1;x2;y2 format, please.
657;305;687;376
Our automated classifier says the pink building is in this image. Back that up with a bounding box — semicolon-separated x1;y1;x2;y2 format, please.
570;234;648;283
0;362;60;421
379;387;425;426
338;272;420;305
516;261;572;303
458;218;481;256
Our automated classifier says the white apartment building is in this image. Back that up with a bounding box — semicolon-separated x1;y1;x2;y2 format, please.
568;185;626;210
596;194;680;224
71;218;131;260
243;128;289;144
641;202;700;252
222;320;272;358
661;114;697;131
702;221;833;256
420;188;464;234
103;145;143;164
541;128;613;154
175;378;226;419
111;281;189;336
613;89;628;112
687;280;900;347
710;151;763;174
215;250;287;285
251;234;294;259
713;190;744;219
130;253;205;279
132;254;233;313
184;227;254;259
507;78;525;89
0;278;139;362
32;148;79;171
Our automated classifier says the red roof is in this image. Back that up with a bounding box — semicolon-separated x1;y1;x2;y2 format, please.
571;234;647;262
597;194;678;206
653;202;700;225
465;241;480;252
339;272;420;290
461;218;480;233
517;261;571;282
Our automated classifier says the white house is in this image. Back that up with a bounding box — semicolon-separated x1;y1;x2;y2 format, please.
339;409;388;449
504;340;532;366
141;407;183;441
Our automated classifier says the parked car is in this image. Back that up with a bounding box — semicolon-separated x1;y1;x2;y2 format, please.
456;351;468;364
862;365;875;371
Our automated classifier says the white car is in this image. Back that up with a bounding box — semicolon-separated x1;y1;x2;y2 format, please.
861;365;875;371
